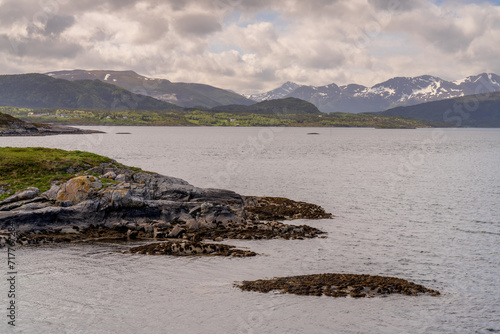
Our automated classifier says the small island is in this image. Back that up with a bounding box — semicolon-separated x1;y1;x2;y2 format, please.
236;273;440;298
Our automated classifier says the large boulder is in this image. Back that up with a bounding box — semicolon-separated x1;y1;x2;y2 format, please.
56;176;102;205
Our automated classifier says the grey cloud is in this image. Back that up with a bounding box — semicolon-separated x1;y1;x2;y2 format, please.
90;28;115;42
254;67;276;81
166;0;190;11
133;17;169;44
304;47;346;70
0;34;19;54
0;1;38;25
174;14;222;36
422;24;473;53
235;0;275;11
66;0;140;12
368;0;425;12
3;36;83;58
44;15;75;35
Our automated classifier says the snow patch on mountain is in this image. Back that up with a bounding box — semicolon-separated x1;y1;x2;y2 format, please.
366;86;396;96
246;81;303;101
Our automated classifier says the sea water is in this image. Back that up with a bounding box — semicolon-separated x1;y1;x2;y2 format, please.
0;127;499;333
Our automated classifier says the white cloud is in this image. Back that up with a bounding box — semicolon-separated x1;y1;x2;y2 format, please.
0;0;499;93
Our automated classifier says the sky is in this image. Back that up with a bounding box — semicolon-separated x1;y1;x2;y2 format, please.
0;0;500;94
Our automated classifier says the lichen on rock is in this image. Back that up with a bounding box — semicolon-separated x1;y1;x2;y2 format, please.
56;176;102;205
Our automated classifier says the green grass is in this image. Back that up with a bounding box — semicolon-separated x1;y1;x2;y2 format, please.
0;147;127;200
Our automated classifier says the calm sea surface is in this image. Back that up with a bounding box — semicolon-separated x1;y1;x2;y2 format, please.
1;127;499;333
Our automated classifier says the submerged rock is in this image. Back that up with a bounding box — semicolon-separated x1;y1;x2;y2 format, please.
244;196;333;220
190;221;325;241
236;273;440;298
126;241;256;257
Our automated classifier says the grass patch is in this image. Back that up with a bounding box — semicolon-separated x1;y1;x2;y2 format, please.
0;147;127;200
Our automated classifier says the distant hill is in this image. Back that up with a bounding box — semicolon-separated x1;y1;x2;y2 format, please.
375;91;500;127
0;74;180;110
248;73;500;114
47;70;254;108
210;97;321;114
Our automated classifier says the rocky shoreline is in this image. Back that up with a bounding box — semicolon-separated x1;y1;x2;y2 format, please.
0;111;103;136
236;273;441;298
0;124;104;136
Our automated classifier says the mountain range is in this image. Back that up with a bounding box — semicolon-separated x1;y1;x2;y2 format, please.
247;73;500;113
1;70;500;127
47;70;254;108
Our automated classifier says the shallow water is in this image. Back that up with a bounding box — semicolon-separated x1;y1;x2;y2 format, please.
1;127;499;333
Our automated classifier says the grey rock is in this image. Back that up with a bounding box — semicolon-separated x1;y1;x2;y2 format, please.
103;171;117;179
139;224;154;233
13;202;52;211
0;187;39;205
185;218;199;230
0;202;22;211
40;184;61;201
152;221;171;229
60;227;79;234
168;225;185;238
125;222;137;230
115;174;127;182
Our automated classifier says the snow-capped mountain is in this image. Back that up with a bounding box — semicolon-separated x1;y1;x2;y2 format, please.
248;73;500;113
245;81;302;101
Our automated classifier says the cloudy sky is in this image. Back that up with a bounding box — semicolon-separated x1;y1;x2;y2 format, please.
1;0;500;93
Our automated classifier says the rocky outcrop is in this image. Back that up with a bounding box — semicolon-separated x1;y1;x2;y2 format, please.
236;273;441;298
0;164;332;248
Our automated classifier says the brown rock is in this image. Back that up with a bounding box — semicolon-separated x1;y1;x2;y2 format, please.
236;273;441;298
